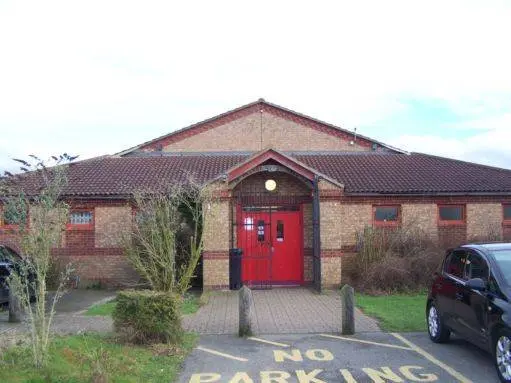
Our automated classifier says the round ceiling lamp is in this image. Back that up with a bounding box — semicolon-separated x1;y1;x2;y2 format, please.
265;179;277;191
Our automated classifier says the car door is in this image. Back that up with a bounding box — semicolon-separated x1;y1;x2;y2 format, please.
453;250;490;346
435;249;468;329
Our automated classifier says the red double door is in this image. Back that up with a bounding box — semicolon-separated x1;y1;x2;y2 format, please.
238;207;303;285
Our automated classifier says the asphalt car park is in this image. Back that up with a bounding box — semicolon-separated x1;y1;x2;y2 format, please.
179;332;496;382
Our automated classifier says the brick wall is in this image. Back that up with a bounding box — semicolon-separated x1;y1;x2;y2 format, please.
55;254;138;287
402;203;438;240
203;200;230;252
467;203;502;241
339;204;372;246
3;193;510;290
95;205;132;247
321;256;342;288
161;112;369;153
203;258;229;289
320;201;342;249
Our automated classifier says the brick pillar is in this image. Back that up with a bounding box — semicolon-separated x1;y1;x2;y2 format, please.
318;179;344;289
202;198;230;290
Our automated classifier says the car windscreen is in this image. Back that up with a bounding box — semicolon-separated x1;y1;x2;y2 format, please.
491;250;511;284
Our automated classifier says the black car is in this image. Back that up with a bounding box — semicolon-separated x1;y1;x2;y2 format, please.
0;260;11;304
0;246;37;305
427;243;511;382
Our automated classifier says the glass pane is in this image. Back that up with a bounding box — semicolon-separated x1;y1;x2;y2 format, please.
276;220;284;242
257;220;265;242
69;211;92;225
444;250;467;279
374;206;398;222
464;253;489;281
492;250;511;284
243;217;254;231
439;206;463;221
504;205;511;220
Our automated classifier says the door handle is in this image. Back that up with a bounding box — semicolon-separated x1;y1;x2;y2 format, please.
455;292;463;300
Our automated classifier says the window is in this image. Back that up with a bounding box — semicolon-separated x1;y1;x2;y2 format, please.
444;250;468;279
373;206;400;226
257;219;265;242
276;220;284;242
504;204;511;224
438;205;465;225
68;211;93;229
464;252;489;281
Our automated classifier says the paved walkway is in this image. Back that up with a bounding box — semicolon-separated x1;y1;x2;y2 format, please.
0;290;115;348
182;288;380;334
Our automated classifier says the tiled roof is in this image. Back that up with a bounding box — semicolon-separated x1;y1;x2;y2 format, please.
7;152;511;197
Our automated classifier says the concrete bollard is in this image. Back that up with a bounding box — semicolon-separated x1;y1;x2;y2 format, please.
340;284;355;335
239;285;254;337
8;289;22;323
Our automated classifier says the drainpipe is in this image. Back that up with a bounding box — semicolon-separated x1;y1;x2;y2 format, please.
312;175;321;292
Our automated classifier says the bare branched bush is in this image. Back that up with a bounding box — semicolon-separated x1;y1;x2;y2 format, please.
353;218;443;293
123;179;210;294
1;154;76;368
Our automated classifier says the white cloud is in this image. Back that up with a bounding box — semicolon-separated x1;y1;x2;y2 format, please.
389;125;511;169
0;0;510;171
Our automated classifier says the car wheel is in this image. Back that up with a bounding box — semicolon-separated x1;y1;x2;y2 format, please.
427;303;450;343
495;329;511;382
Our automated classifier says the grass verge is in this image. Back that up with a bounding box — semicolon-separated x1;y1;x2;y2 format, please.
0;332;198;383
356;293;427;332
85;293;200;317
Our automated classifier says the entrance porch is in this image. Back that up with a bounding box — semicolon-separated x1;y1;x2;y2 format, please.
202;149;345;291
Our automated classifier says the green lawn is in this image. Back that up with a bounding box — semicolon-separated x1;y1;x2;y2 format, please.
0;332;198;382
85;293;200;317
356;293;428;332
85;300;117;316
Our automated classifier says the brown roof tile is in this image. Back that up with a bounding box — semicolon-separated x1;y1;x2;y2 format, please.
7;152;511;197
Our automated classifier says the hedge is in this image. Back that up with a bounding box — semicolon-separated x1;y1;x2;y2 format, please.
113;290;183;344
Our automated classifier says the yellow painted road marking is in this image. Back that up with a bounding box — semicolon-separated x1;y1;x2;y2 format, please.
196;346;248;362
320;334;413;351
391;333;473;383
248;337;290;347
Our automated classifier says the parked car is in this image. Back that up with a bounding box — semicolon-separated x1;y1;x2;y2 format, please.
0;246;37;305
0;260;11;304
427;243;511;382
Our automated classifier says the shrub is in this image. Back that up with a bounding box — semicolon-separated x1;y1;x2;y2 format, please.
113;290;183;345
352;223;443;293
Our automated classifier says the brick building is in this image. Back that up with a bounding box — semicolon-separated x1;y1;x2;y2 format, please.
2;99;511;290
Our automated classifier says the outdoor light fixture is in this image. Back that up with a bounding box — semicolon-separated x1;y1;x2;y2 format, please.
265;179;277;191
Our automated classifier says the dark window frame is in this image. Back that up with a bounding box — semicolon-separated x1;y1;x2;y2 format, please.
373;205;401;227
438;204;466;226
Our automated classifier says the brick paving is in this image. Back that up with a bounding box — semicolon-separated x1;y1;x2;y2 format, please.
182;287;380;334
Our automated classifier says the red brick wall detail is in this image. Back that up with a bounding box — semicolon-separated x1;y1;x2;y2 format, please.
321;249;343;258
203;251;229;260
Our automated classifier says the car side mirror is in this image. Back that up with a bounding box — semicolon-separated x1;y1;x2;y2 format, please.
466;278;486;291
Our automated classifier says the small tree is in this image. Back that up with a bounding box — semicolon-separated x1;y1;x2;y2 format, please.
124;180;209;294
1;154;76;368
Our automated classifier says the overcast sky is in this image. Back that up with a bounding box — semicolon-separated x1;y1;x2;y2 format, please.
1;0;510;172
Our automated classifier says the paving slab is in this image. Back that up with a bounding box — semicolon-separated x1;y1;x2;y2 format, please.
182;288;380;334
